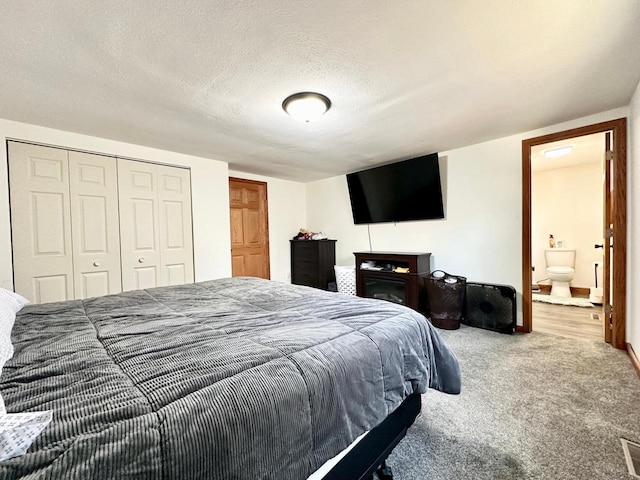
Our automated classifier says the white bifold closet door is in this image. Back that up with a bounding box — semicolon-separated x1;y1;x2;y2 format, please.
156;165;194;286
9;142;194;302
68;151;122;298
9;143;122;302
9;143;75;303
117;159;194;291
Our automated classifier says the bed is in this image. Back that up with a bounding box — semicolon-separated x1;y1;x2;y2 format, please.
0;277;460;479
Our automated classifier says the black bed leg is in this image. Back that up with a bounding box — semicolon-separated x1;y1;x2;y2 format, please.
376;460;393;480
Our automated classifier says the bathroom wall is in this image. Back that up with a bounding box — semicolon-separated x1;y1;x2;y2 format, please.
532;161;604;289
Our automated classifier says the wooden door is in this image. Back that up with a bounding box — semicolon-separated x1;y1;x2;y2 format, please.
603;132;613;343
118;159;162;291
69;151;122;298
158;165;194;286
229;178;270;279
8;142;74;303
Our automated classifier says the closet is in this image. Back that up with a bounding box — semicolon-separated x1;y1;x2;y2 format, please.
8;141;194;303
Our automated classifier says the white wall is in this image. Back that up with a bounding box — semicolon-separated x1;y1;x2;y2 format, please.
628;79;640;353
532;162;603;289
228;170;306;283
0;118;232;290
306;107;629;326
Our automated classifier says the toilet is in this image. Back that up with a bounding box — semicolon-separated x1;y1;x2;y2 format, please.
545;248;576;297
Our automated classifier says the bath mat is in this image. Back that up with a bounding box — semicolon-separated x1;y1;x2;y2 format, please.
532;293;594;308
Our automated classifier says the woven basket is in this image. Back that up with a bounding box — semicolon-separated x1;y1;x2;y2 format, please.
334;265;356;296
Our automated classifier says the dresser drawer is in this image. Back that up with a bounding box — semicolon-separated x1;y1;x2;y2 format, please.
291;243;319;262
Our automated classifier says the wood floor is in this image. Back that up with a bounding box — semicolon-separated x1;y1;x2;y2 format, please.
532;298;604;342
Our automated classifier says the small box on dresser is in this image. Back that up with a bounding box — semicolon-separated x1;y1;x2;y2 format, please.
290;240;337;290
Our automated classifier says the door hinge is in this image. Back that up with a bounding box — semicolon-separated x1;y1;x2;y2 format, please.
605;150;614;162
606;227;613;239
605;304;613;317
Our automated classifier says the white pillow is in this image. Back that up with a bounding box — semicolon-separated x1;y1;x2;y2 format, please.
0;291;48;462
0;305;16;371
0;289;27;374
0;289;29;314
0;303;18;429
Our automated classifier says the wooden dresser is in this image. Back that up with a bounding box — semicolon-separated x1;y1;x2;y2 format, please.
290;240;337;290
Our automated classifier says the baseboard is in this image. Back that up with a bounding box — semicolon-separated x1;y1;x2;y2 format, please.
537;285;590;296
628;343;640;379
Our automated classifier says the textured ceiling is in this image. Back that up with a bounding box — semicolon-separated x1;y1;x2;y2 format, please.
1;1;640;182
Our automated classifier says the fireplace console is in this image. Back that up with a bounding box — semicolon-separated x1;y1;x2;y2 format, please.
353;251;431;315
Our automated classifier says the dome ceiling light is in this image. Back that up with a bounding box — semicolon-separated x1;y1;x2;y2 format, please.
282;92;331;123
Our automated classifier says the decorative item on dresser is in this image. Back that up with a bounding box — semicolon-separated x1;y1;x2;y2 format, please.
354;252;431;315
290;239;337;290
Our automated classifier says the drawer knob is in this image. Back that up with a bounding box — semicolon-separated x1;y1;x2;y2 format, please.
93;261;101;267
138;257;145;263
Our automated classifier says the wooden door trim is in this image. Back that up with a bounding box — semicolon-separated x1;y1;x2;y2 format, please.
520;118;627;350
627;343;640;377
229;177;271;279
603;132;612;344
628;343;640;378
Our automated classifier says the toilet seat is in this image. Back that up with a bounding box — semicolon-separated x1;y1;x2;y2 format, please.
546;266;574;275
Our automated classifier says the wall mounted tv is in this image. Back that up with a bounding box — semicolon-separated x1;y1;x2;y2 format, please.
346;153;444;224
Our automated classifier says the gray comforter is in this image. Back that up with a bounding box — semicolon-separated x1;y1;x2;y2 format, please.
0;277;460;479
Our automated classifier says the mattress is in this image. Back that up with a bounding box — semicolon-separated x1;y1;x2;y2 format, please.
0;277;460;479
307;432;367;480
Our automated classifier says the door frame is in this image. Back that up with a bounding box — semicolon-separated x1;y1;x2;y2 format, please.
520;118;627;350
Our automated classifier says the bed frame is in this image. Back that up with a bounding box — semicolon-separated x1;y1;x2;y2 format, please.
323;393;422;480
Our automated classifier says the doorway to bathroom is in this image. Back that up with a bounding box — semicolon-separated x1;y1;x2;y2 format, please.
530;132;605;342
521;118;627;350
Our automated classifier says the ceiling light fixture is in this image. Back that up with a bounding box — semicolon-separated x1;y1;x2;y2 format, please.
543;145;573;158
282;92;331;123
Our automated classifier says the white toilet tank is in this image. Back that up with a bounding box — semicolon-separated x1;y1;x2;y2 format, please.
545;248;576;268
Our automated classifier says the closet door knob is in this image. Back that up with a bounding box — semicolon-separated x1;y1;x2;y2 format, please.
138;257;145;263
93;261;101;267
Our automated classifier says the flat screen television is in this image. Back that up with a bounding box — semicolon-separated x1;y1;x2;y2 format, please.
346;153;444;224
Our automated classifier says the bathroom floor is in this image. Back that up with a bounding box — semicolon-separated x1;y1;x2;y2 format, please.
532;295;604;342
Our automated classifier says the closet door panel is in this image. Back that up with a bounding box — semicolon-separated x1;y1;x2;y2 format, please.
134;266;158;290
31;192;67;254
34;275;69;304
8;142;74;303
69;151;122;298
158;166;194;286
118;159;161;291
